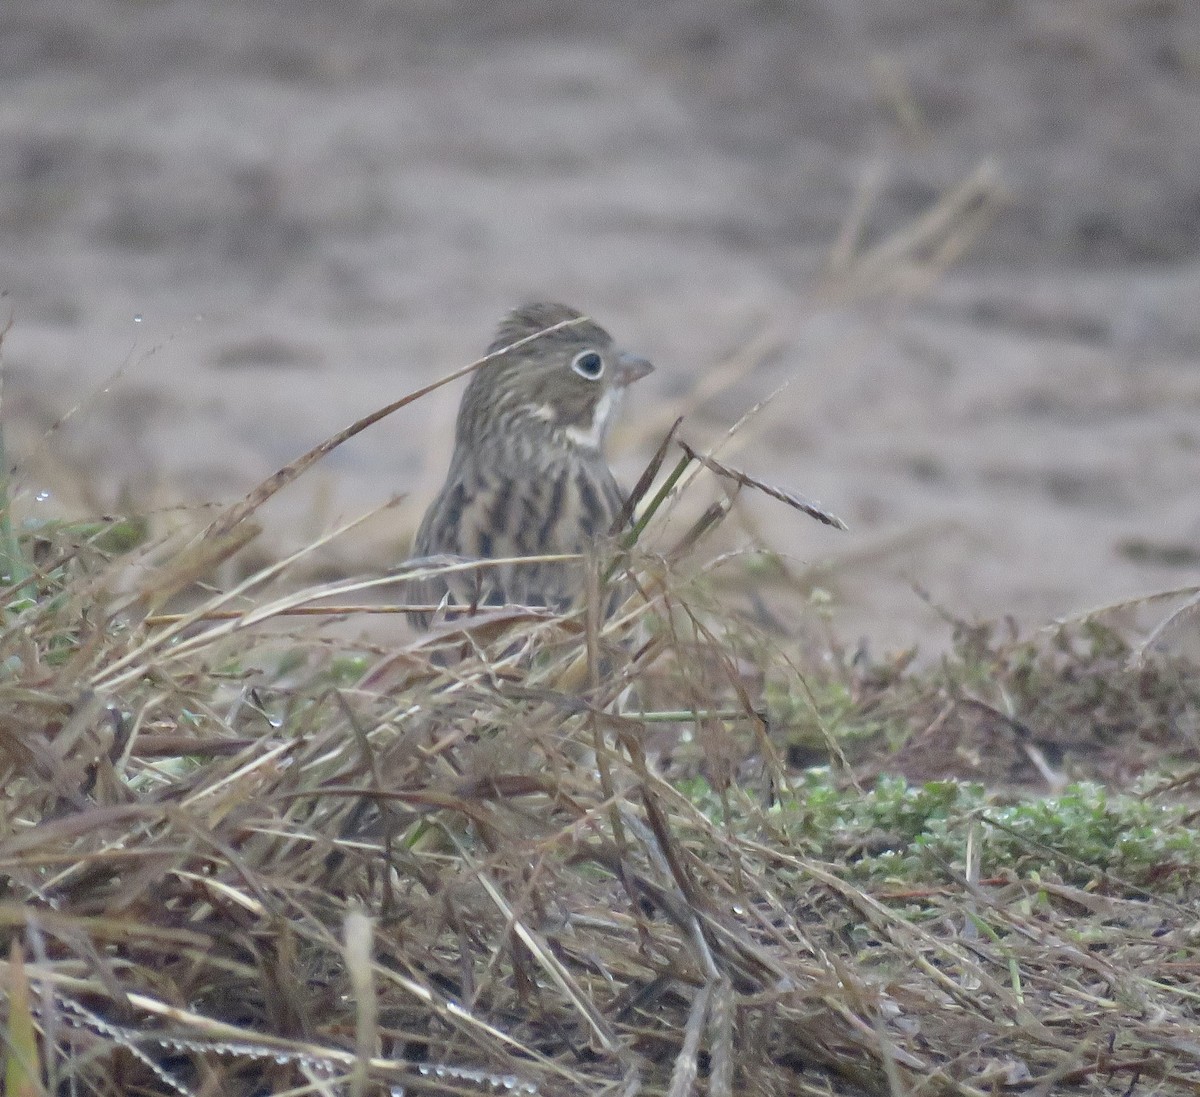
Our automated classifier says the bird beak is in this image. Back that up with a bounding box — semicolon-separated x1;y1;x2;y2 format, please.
615;352;654;387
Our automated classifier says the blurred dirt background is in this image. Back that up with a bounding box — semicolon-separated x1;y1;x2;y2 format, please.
2;0;1199;652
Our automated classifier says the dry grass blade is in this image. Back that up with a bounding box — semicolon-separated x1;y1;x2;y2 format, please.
677;439;846;530
665;497;733;564
342;908;376;1097
91;502;401;690
667;979;711;1097
707;976;734;1097
612;415;684;534
469;854;622;1055
821;159;1007;299
630;321;783;447
1132;586;1200;663
130;523;261;614
4;942;43;1097
0;323;33;594
205;315;591;540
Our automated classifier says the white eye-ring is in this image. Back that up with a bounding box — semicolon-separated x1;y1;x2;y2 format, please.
570;350;605;380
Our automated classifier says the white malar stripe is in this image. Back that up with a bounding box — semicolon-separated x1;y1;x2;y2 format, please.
564;387;619;450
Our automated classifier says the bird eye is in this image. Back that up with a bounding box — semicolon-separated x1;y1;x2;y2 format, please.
570;350;604;380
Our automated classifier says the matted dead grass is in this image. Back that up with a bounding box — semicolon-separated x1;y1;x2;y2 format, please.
2;360;1200;1096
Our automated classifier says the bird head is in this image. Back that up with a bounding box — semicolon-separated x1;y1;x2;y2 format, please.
456;302;653;455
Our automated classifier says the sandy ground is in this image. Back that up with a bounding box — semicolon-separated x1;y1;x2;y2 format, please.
2;0;1199;653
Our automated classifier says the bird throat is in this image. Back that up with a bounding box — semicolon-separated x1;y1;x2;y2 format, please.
560;387;619;451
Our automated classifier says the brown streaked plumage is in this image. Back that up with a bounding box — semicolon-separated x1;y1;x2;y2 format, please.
407;302;653;625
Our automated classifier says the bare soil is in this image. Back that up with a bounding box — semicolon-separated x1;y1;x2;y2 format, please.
3;0;1199;653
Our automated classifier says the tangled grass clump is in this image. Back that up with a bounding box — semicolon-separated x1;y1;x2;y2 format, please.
2;374;1200;1097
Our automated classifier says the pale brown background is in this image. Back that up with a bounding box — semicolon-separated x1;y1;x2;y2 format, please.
3;0;1199;651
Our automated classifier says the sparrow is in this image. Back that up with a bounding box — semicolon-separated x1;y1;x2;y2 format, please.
407;302;653;626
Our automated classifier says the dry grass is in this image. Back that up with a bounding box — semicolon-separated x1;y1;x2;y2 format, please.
2;430;1200;1097
2;301;1200;1095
